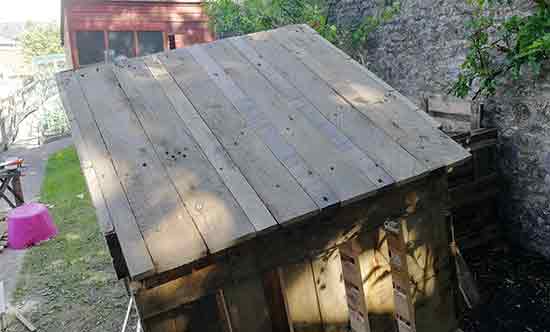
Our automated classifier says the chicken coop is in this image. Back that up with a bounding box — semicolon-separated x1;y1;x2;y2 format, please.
56;24;470;332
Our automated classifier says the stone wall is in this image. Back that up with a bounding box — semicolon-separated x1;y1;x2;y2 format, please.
326;0;550;256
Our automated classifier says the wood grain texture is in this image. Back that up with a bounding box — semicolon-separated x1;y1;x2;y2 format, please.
273;25;469;171
311;250;349;332
228;37;394;188
56;71;155;279
61;87;114;235
281;261;324;332
143;55;277;233
75;64;207;273
187;44;338;210
224;274;273;332
158;49;318;224
236;34;427;183
113;58;256;253
201;41;380;205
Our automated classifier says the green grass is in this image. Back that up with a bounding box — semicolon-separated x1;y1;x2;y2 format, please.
10;147;128;332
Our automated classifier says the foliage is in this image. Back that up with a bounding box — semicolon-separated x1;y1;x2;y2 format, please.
18;22;63;63
205;0;400;62
452;0;550;99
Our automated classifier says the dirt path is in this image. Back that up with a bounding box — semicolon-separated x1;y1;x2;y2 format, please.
0;137;73;301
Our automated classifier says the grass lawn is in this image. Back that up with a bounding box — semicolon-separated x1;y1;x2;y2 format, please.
8;147;129;331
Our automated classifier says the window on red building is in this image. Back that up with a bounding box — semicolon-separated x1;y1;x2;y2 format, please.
76;31;105;66
137;31;164;56
108;31;135;59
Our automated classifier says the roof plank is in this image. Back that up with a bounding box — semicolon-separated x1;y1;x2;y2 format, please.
200;40;384;204
186;45;339;210
274;25;469;170
157;50;319;224
143;55;278;233
113;58;258;252
76;64;207;273
228;37;395;187
56;71;155;279
235;33;428;182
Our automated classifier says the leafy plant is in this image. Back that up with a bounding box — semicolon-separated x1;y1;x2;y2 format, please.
452;0;550;99
205;0;399;62
18;22;63;63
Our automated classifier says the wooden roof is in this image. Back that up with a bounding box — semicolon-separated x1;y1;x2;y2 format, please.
56;24;469;280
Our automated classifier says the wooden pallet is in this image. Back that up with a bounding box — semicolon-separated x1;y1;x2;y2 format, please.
449;128;500;250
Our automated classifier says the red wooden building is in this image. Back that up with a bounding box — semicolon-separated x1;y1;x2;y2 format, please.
61;0;214;68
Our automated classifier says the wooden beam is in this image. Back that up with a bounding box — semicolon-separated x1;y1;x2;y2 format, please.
384;219;416;332
339;239;371;332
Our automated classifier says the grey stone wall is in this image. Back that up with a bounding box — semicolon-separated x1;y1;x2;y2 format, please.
485;75;550;257
326;0;550;256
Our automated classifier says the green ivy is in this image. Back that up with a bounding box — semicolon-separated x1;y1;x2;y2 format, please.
205;0;399;62
452;0;550;99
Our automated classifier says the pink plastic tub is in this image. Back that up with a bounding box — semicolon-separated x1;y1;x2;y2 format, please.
7;203;57;249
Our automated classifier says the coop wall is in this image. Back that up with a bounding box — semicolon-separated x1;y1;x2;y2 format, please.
138;173;456;332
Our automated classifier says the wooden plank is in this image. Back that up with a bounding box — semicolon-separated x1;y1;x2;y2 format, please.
233;35;426;183
136;263;230;320
427;110;471;123
227;37;393;188
311;249;349;332
384;220;416;332
11;307;36;331
65;103;114;235
143;55;277;233
339;240;371;332
157;49;318;224
186;44;338;210
216;290;234;332
272;25;469;170
197;41;381;205
56;71;155;279
262;268;293;332
280;261;324;332
113;58;256;253
75;65;207;273
224;274;273;332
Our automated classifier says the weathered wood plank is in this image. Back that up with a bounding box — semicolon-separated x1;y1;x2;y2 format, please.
229;36;396;187
62;94;114;235
113;58;256;253
199;41;380;205
281;261;324;332
186;44;338;210
262;268;293;332
76;64;207;273
339;240;371;332
273;25;469;170
143;55;277;233
311;249;349;332
157;50;318;224
56;71;155;279
136;263;230;320
235;34;426;183
224;274;273;332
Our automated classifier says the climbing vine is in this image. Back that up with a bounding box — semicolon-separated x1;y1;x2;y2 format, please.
452;0;550;99
205;0;400;62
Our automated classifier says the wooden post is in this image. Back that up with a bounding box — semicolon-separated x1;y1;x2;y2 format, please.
384;219;416;332
339;239;371;332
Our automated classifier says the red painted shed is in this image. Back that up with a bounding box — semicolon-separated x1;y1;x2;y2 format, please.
61;0;214;68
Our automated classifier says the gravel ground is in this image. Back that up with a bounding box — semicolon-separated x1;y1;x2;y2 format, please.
460;243;550;332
